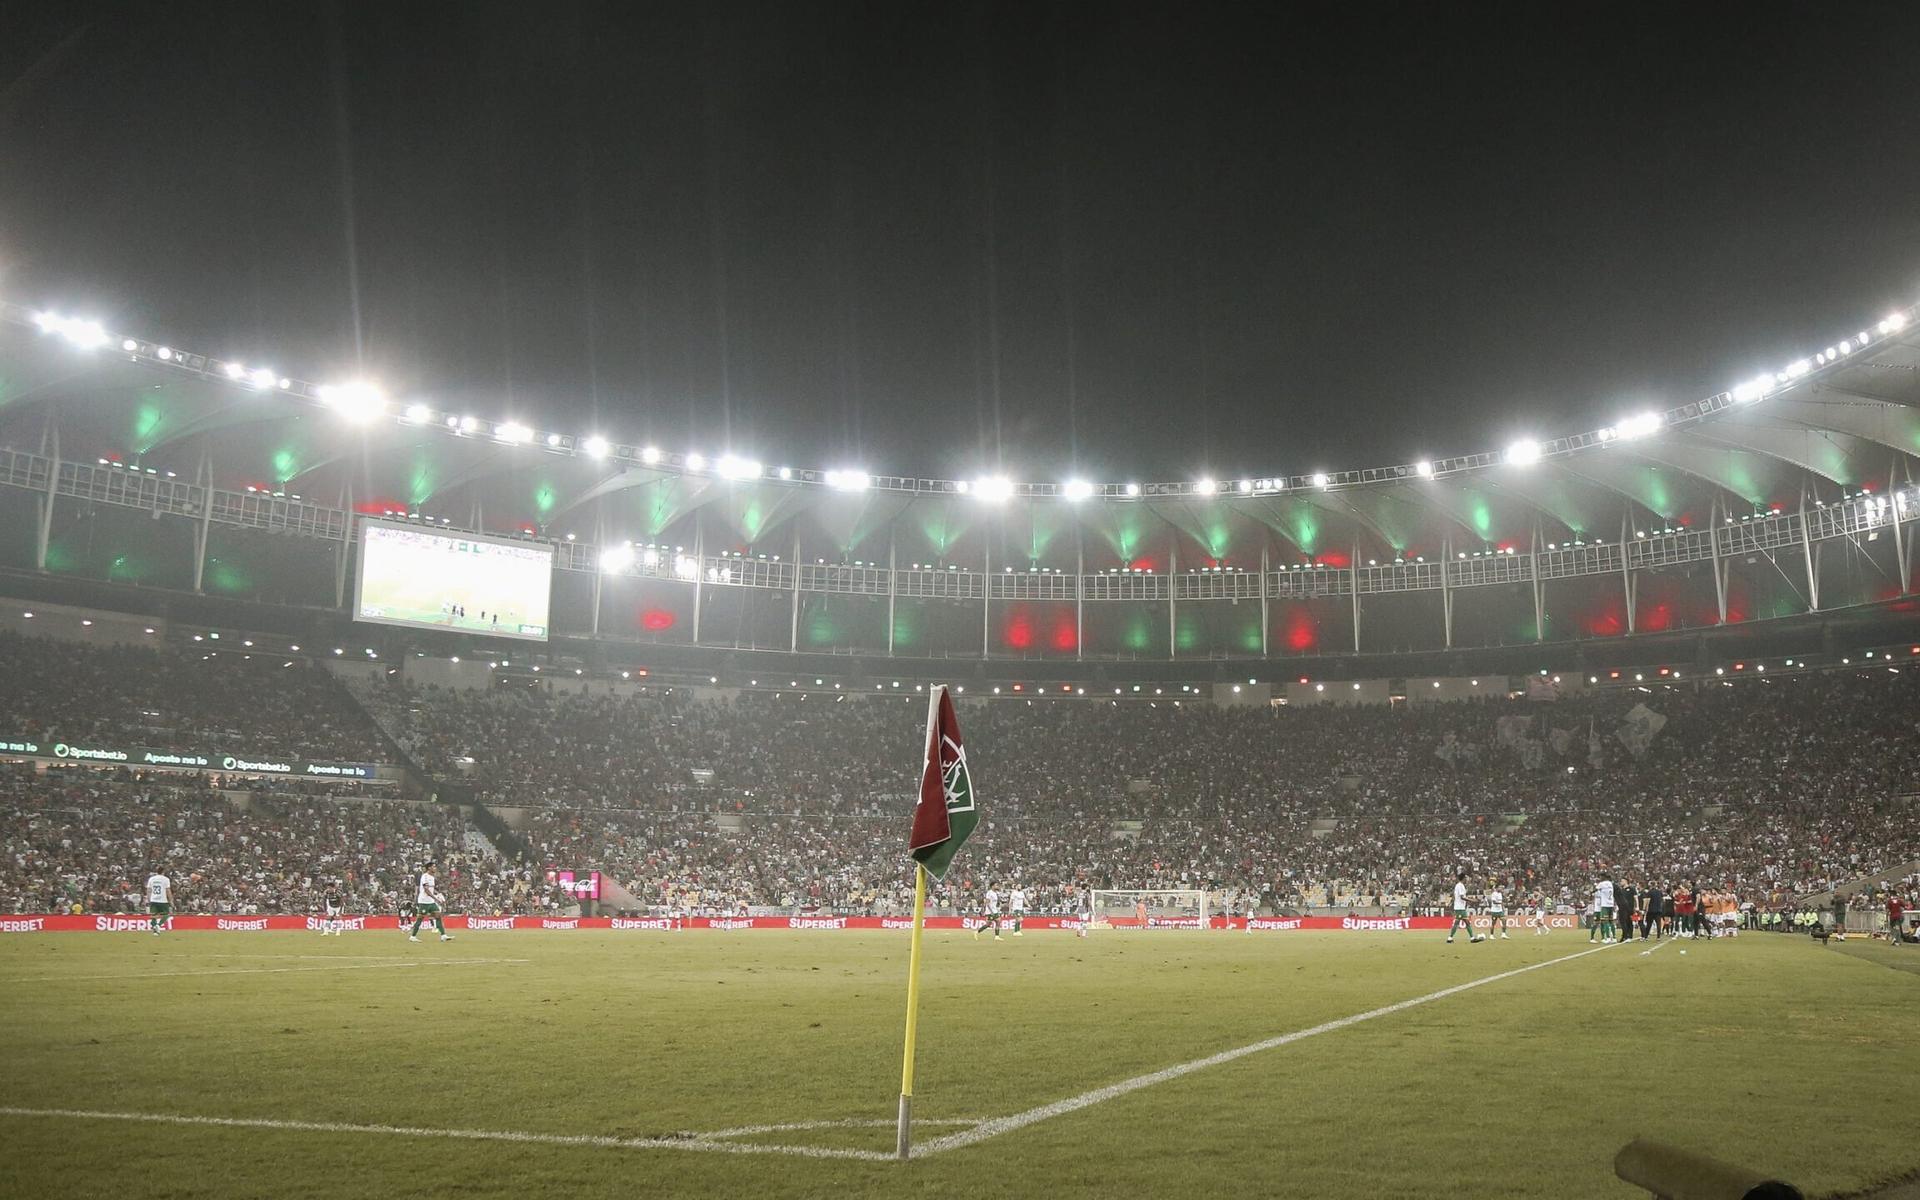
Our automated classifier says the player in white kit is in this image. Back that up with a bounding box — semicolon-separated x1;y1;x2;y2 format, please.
1008;886;1027;936
975;886;1003;940
145;871;172;936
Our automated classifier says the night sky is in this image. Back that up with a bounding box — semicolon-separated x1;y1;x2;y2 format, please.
3;1;1918;483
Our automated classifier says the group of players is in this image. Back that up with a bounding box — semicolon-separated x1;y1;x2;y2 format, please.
1445;872;1741;944
139;861;458;942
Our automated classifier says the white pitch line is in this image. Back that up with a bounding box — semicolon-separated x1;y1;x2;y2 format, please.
912;942;1613;1158
0;1106;896;1162
695;1117;981;1141
3;958;528;983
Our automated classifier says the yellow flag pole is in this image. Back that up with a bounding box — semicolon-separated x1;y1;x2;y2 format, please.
896;862;930;1160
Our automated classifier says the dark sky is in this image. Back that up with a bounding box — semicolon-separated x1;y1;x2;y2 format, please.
3;1;1918;482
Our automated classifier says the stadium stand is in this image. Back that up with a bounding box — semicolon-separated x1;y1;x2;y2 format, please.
3;627;1917;919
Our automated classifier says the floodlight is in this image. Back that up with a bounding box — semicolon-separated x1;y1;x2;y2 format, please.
583;435;609;458
1124;482;1141;497
717;454;761;480
402;404;431;424
971;475;1013;501
684;452;707;471
599;545;634;573
1062;478;1094;501
1311;472;1329;489
640;446;662;464
495;422;532;445
1506;438;1541;465
1414;460;1433;479
826;469;871;492
1194;477;1217;495
318;381;386;423
1615;411;1662;440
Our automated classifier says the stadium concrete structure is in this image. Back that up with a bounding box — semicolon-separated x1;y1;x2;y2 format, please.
2;296;1918;689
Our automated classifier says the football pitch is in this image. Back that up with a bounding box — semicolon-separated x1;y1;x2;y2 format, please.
2;930;1915;1199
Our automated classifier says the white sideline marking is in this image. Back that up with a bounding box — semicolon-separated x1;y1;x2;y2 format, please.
0;1106;899;1162
911;942;1612;1158
4;958;528;983
695;1117;980;1141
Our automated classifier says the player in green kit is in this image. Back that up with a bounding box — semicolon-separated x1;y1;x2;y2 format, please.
409;860;454;943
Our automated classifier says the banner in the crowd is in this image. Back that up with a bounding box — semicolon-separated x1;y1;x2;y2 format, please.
546;870;603;900
0;735;381;778
1;913;1584;933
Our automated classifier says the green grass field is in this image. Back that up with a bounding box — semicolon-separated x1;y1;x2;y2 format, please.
2;929;1915;1199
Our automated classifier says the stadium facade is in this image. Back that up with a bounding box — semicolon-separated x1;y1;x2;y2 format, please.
2;297;1918;688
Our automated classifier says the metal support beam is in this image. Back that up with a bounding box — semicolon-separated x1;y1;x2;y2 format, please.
192;451;214;594
1349;545;1360;653
1799;485;1819;612
1168;543;1178;659
1074;527;1084;662
886;535;897;655
1890;455;1910;597
982;538;991;659
1708;497;1728;624
789;526;802;653
691;524;704;645
1258;546;1269;658
335;480;353;610
1620;512;1635;634
589;513;605;638
35;422;57;572
1440;537;1453;649
1530;518;1544;643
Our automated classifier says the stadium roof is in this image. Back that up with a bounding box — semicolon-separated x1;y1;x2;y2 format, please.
4;295;1916;572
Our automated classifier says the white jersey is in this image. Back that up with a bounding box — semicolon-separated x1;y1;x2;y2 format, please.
1452;881;1468;912
146;874;171;904
417;872;438;905
1595;880;1615;909
1488;890;1504;914
1008;889;1027;912
984;889;1001;914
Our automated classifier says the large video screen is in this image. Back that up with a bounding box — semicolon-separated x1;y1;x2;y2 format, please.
354;521;552;641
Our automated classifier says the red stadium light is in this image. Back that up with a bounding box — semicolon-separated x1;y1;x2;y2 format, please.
1608;670;1620;679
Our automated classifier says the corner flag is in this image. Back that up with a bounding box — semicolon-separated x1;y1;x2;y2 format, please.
907;685;976;881
897;684;975;1160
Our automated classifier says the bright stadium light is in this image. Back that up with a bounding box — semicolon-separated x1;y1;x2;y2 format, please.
495;422;532;445
672;554;699;580
640;446;662;464
1194;477;1217;495
1879;312;1908;334
1731;375;1774;403
1414;461;1434;479
34;312;110;351
971;475;1013;502
1310;472;1329;489
826;469;871;492
1062;478;1094;502
1615;411;1662;440
222;361;246;380
545;432;563;448
248;367;278;390
1236;479;1253;494
581;435;609;458
1506;438;1541;466
318;381;386;423
1124;482;1141;497
401;404;430;424
684;452;707;472
599;544;634;573
717;454;762;480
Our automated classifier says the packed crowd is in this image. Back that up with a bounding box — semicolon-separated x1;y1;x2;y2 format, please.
0;764;561;915
5;623;1919;917
386;669;1920;916
0;631;386;761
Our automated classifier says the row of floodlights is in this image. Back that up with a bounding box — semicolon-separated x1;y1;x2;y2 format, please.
27;302;1913;499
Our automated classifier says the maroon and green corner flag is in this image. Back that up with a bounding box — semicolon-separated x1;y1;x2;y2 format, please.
908;685;976;880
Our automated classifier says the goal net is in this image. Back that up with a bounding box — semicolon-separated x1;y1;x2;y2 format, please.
1087;889;1210;930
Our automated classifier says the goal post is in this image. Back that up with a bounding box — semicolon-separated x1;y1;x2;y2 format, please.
1087;889;1210;930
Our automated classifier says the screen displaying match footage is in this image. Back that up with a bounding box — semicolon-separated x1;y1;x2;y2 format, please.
354;521;553;641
